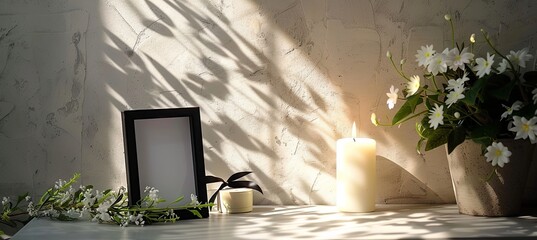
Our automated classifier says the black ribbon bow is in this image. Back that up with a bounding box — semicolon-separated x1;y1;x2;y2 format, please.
205;171;263;203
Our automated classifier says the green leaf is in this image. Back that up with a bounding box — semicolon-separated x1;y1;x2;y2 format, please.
487;79;515;101
471;137;492;153
56;213;76;221
112;215;121;224
447;127;466;154
462;76;487;105
416;121;428;138
112;193;124;206
425;94;439;110
169;196;185;205
73;189;83;201
515;104;537;119
188;209;202;218
16;193;29;206
469;124;499;140
417;117;435;138
392;94;423;125
486;73;511;87
425;128;451;151
416;137;425;155
523;71;537;86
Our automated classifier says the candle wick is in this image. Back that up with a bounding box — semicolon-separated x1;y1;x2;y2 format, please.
353;138;356;142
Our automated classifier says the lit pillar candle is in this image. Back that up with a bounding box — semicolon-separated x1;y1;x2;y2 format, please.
337;122;377;212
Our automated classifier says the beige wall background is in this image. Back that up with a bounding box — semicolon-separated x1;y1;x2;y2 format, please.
1;0;536;206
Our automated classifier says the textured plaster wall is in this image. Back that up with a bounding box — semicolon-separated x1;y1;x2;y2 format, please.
1;0;537;206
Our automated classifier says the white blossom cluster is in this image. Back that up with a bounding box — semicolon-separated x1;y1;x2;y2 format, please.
379;14;536;169
1;174;211;228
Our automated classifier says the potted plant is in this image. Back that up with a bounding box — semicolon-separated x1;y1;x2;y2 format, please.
372;14;536;216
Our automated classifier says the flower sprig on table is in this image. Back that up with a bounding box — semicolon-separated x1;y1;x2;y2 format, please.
372;14;537;168
1;173;212;230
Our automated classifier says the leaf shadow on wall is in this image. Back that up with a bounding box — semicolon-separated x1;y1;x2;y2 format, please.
101;0;335;204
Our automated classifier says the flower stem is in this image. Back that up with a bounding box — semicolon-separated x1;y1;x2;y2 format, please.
431;75;440;91
481;30;529;102
389;56;411;81
396;110;428;125
449;19;455;49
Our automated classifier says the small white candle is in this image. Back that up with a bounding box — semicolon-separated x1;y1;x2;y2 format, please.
336;122;377;212
219;188;253;214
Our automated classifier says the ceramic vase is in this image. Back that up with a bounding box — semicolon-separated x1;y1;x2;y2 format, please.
446;139;534;216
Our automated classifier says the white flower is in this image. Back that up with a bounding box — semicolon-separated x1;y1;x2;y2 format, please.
428;104;444;130
27;202;37;216
145;187;159;202
454;112;461;119
79;206;91;219
57;186;75;204
94;199;113;222
54;179;67;189
444;14;451;21
25;196;31;202
1;197;9;205
95;190;103;199
446;47;474;71
96;200;113;213
129;213;145;226
66;208;79;218
473;52;495;78
445;87;465;108
427;50;448;75
43;206;59;218
533;88;537;104
190;194;200;205
134;214;145;226
95;212;111;222
149;190;159;201
446;73;469;91
168;209;177;218
415;45;435;67
406;75;420;97
386;51;392;58
508;48;533;68
501;101;523;119
82;189;96;207
497;59;509;74
484;142;512;167
509;116;537;142
386;85;399;109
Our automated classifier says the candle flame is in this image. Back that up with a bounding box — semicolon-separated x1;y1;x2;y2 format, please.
352;121;357;138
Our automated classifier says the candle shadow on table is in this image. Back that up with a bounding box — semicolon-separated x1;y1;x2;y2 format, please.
376;156;446;204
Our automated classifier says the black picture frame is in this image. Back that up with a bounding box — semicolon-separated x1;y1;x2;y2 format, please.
122;107;209;219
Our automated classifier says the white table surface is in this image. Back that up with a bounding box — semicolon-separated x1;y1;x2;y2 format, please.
11;204;537;239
